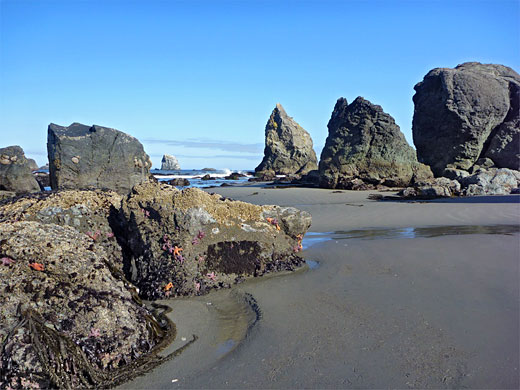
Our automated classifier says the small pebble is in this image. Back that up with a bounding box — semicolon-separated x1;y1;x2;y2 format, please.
181;337;187;341
172;379;178;383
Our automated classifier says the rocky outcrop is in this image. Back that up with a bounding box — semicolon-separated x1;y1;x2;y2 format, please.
166;178;191;187
0;221;169;389
0;146;40;194
413;62;520;176
113;182;311;300
161;154;180;170
399;168;520;198
319;97;432;189
47;123;152;194
0;190;124;272
255;103;318;176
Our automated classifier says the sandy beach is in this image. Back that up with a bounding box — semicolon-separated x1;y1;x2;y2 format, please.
119;186;520;389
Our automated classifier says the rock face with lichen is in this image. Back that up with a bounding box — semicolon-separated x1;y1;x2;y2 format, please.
319;97;432;189
413;62;520;176
0;221;165;389
255;103;318;177
0;146;40;194
0;189;124;271
47;123;152;194
113;182;312;300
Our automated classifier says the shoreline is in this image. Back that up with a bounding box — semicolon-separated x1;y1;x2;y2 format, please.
120;186;520;389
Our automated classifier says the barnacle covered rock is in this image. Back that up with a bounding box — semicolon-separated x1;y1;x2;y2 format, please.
0;221;168;389
0;189;124;271
114;182;312;300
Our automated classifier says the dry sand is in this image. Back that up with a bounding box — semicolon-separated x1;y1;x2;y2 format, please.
121;187;519;389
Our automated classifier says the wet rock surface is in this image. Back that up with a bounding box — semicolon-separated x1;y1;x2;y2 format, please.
166;178;191;187
319;97;432;189
0;189;125;272
255;103;318;176
0;146;40;194
47;123;152;194
0;221;164;389
114;182;311;300
160;154;180;170
413;62;520;175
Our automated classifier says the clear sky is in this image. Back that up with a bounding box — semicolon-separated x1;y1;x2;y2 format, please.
1;0;518;170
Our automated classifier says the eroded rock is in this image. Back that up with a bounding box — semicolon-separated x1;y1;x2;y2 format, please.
319;97;432;189
413;62;520;175
0;146;40;194
114;182;311;300
161;154;180;170
47;123;152;194
255;103;318;176
0;221;162;389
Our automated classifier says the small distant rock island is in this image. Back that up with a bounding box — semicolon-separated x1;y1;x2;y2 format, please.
161;154;180;170
255;103;318;178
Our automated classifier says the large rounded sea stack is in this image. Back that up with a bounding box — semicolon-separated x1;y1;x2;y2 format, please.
255;103;318;177
47;123;152;194
412;62;520;176
0;146;40;194
319;97;432;189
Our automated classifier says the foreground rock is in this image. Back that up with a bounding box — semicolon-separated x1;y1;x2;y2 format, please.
413;62;520;176
0;221;166;389
114;182;311;300
47;123;152;194
255;103;318;177
161;154;180;170
0;189;124;272
0;146;40;194
319;97;432;189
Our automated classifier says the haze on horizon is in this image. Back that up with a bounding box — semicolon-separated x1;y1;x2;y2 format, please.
1;0;518;170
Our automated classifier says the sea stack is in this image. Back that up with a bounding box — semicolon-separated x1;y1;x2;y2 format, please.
319;97;432;189
161;154;180;170
0;145;40;194
255;103;318;177
47;123;152;194
412;62;520;176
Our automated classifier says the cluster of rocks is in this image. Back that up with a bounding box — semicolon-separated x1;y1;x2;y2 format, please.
0;124;312;388
254;62;519;196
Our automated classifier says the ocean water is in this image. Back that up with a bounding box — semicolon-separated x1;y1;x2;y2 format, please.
151;168;254;189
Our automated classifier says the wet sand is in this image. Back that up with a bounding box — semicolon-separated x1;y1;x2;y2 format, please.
121;188;519;389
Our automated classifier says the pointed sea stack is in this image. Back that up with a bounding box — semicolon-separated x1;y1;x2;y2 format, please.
318;97;432;189
255;103;318;177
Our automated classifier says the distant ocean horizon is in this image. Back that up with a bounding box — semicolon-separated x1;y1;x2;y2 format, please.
151;168;254;188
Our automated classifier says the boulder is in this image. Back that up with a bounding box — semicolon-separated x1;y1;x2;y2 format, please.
47;123;152;194
26;158;39;171
0;221;167;389
319;97;432;189
113;182;311;300
255;103;318;176
166;178;191;187
0;189;124;272
412;62;520;175
460;168;520;196
0;146;40;194
416;177;462;198
160;154;180;170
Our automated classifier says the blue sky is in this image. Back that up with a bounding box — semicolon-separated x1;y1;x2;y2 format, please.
1;0;518;170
